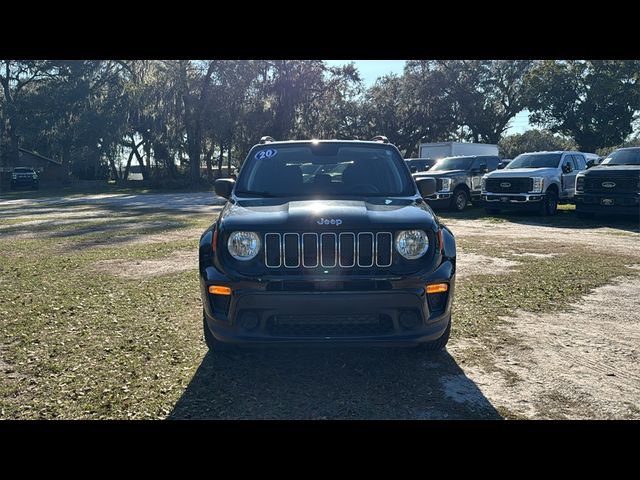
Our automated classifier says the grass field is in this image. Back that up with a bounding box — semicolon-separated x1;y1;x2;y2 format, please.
1;193;639;419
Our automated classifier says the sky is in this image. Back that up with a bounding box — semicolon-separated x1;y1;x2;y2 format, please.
325;60;530;136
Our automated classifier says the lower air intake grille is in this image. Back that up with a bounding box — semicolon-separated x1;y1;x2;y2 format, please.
267;314;393;337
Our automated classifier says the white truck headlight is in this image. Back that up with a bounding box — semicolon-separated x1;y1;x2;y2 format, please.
576;175;585;192
228;231;261;260
440;178;452;192
531;177;544;193
395;230;429;260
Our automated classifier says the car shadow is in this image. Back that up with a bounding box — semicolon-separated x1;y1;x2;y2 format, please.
435;204;640;233
168;346;502;420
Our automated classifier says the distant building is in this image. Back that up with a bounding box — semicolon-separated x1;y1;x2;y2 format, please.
0;148;69;187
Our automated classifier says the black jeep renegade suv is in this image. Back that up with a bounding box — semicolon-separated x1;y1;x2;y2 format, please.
199;137;457;351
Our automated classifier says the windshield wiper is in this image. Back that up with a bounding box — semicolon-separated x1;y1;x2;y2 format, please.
235;190;279;197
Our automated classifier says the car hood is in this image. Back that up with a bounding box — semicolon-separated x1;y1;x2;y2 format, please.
219;197;436;232
415;169;466;178
583;165;640;176
487;167;557;177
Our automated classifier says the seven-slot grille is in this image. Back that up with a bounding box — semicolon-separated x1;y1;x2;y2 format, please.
584;176;639;193
485;177;533;193
264;232;393;269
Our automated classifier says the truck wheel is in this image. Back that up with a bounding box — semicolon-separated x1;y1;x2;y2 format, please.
417;317;451;351
450;188;469;212
485;207;501;215
203;314;236;352
540;190;558;216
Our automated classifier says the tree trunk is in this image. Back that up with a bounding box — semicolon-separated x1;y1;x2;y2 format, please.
217;143;224;179
227;143;232;178
205;144;213;181
108;158;119;181
122;148;136;182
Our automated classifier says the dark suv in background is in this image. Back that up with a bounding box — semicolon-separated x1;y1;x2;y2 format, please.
575;147;640;218
10;167;39;190
414;155;501;211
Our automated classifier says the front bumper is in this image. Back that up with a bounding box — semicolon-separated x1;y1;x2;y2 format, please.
424;192;452;208
482;192;543;209
575;194;640;216
10;178;38;187
201;260;455;346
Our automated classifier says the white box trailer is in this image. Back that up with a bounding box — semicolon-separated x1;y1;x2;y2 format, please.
418;142;499;160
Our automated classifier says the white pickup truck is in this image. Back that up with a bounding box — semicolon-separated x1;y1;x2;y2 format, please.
481;151;589;216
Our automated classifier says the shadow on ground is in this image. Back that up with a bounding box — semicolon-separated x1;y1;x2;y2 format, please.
169;347;501;420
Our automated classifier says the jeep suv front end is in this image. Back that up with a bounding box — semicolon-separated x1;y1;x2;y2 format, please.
199;139;456;350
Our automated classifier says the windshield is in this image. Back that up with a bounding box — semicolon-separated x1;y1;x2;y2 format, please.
601;149;640;166
506;153;562;169
236;144;415;198
430;157;474;171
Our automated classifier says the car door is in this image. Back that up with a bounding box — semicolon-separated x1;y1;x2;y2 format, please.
560;154;578;198
469;157;488;193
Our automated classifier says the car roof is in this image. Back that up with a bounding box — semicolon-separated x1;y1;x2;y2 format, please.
615;147;640;151
440;155;498;159
254;139;395;147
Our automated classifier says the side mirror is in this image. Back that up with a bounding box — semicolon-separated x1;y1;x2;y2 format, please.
215;178;235;199
497;163;505;170
479;164;488;174
586;160;595;169
410;166;418;173
416;177;436;197
562;164;572;174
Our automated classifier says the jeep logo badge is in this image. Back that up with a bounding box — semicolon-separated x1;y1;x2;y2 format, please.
500;182;511;188
317;218;342;226
602;181;616;188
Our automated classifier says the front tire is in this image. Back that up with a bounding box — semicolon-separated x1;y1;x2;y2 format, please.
450;188;469;212
539;190;558;216
417;317;451;351
203;314;236;352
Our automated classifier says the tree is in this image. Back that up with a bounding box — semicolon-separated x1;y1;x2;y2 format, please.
524;60;640;152
433;60;534;144
0;61;57;165
498;130;577;159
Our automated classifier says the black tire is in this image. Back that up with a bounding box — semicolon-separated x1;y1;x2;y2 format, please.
576;211;595;219
450;188;469;212
203;315;236;352
485;207;501;215
539;190;558;216
417;317;451;351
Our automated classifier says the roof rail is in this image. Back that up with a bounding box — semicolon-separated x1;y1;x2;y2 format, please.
370;135;389;143
259;136;276;144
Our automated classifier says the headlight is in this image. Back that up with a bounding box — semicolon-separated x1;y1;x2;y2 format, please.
576;175;585;192
395;230;429;260
227;231;261;261
531;177;544;193
440;178;452;192
481;177;487;193
11;174;17;179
